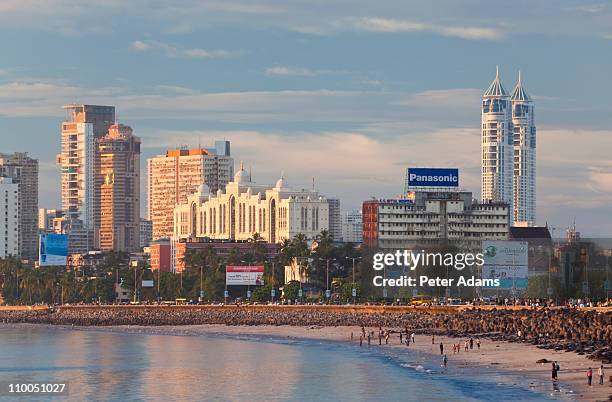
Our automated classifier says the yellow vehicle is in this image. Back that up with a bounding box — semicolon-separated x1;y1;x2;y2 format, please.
410;295;432;306
175;298;187;305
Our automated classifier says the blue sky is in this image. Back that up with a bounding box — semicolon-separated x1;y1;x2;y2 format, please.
1;0;611;235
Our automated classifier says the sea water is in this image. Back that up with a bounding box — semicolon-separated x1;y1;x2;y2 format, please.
0;326;567;401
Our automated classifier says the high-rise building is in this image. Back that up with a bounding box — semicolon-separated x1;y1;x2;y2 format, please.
327;198;342;241
341;210;363;244
140;219;152;249
511;72;536;225
97;124;141;252
38;209;64;233
147;141;233;240
58;104;115;249
482;67;513;221
0;177;19;258
0;152;38;259
482;68;537;226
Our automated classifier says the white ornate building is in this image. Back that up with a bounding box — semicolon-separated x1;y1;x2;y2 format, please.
174;163;329;243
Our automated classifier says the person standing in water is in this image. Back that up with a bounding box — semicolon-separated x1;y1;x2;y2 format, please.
442;354;448;368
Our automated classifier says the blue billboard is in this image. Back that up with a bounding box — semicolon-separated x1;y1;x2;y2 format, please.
39;234;69;267
407;168;459;188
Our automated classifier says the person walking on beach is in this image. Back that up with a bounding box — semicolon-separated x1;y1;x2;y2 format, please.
476;338;481;350
432;334;435;344
551;362;557;380
598;365;604;385
400;332;403;344
411;333;415;343
367;333;371;347
469;338;473;350
440;342;444;355
442;354;448;368
587;367;593;386
359;335;363;347
385;332;389;345
464;340;469;352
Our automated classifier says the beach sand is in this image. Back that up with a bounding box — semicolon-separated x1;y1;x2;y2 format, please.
142;324;611;401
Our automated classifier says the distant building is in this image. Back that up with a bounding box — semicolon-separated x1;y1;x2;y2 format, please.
341;210;363;244
0;177;19;258
172;240;278;273
0;152;39;259
147;141;233;240
509;226;552;275
39;209;63;233
481;68;536;225
173;164;329;244
97;123;141;252
140;219;152;249
363;190;510;250
327;198;342;241
149;239;172;272
52;217;93;254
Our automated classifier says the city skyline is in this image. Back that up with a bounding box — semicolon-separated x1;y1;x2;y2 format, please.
1;1;612;235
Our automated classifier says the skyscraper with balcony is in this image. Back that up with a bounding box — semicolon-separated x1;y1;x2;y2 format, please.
482;67;514;221
0;177;19;258
147;141;233;240
510;72;536;225
482;68;536;226
58;104;115;251
0;152;38;259
97;123;141;252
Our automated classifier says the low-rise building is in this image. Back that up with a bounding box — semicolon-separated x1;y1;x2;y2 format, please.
342;210;363;244
363;190;510;250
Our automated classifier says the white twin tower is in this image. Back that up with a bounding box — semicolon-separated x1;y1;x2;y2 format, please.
481;66;536;226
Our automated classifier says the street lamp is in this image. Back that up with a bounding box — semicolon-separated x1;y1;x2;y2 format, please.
319;258;336;303
346;256;361;304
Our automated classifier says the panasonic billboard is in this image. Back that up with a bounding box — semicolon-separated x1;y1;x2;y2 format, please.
407;168;459;188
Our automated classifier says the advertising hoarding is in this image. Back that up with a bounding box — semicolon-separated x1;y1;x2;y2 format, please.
39;234;69;267
482;241;528;289
407;168;459;188
142;280;154;288
226;266;265;286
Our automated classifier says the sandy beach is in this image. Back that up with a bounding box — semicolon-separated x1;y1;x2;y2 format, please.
84;324;611;402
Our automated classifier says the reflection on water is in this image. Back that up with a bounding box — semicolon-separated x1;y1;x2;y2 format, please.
0;327;556;401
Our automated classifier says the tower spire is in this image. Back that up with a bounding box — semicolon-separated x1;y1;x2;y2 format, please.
518;69;522;86
496;64;500;79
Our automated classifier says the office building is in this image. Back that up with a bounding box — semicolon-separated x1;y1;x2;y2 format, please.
0;177;19;258
0;152;38;259
147;141;233;240
58;104;115;251
363;190;510;250
97;124;141;252
173;164;329;244
511;72;536;225
342;210;363;244
140;219;152;249
327;198;342;241
39;209;64;233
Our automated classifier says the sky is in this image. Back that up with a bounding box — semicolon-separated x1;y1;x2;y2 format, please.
0;0;611;235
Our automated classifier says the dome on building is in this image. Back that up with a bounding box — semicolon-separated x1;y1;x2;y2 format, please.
197;182;210;195
275;172;285;189
234;161;250;184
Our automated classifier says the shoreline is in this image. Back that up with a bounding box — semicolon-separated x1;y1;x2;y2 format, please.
5;322;611;401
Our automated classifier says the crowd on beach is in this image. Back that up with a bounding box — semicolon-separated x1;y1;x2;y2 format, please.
1;305;611;365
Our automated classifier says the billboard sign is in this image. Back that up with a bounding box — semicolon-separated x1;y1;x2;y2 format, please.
407;168;459;188
142;280;154;288
226;266;265;286
482;241;528;289
39;234;69;267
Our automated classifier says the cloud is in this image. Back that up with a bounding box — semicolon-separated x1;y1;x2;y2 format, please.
354;17;502;40
129;40;241;59
263;66;339;77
